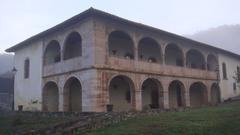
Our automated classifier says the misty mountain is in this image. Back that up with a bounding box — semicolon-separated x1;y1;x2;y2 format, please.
186;24;240;54
0;53;13;75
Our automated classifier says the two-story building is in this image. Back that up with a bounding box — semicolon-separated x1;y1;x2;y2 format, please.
6;8;240;112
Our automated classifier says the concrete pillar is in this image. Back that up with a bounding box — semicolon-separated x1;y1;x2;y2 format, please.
163;90;169;109
161;78;170;109
203;53;208;71
135;90;142;111
183;52;186;68
185;80;191;107
206;81;212;104
58;77;65;112
185;90;190;107
162;51;165;65
161;82;169;109
58;86;64;112
132;34;138;62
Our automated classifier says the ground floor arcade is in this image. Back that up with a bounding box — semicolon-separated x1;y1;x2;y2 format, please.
42;69;221;112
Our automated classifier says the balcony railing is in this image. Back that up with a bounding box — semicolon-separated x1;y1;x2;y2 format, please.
107;57;217;80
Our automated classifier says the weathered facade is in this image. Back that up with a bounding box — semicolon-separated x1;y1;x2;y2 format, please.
6;8;240;112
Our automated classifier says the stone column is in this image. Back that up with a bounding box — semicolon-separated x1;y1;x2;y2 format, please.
132;33;138;62
183;53;186;68
204;53;208;71
162;43;167;65
162;52;165;65
58;89;64;112
58;77;65;112
163;90;169;109
185;80;191;107
162;79;170;109
185;90;190;107
134;90;142;111
206;81;212;105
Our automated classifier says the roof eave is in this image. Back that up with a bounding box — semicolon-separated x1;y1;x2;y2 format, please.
5;7;95;52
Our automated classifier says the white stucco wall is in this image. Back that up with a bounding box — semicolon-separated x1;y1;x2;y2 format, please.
14;41;43;111
218;53;240;100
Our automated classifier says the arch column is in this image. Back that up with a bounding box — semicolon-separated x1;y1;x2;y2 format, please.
185;81;191;107
162;81;169;109
58;78;65;111
135;90;142;111
183;48;188;68
132;33;138;62
203;53;208;71
58;86;64;111
206;81;213;104
133;77;141;111
162;50;165;65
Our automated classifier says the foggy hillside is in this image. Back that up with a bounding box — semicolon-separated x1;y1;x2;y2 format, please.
186;25;240;54
0;53;13;75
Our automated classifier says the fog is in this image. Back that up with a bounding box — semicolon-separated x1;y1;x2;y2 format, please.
187;25;240;54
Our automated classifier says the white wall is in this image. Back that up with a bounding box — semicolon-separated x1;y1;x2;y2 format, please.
218;53;240;100
14;41;43;111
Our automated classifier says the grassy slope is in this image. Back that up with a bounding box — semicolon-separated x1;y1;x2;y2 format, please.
83;101;240;135
0;114;73;135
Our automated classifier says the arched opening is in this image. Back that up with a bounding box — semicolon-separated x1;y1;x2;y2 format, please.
189;82;208;107
165;43;184;67
63;77;82;112
168;80;185;108
141;78;163;110
108;31;134;59
138;37;162;63
186;49;205;70
44;40;61;65
109;75;135;111
207;54;218;71
42;82;59;112
63;32;82;60
211;83;221;105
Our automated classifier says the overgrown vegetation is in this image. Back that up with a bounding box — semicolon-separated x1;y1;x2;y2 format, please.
233;68;240;89
0;113;74;135
1;101;240;135
82;101;240;135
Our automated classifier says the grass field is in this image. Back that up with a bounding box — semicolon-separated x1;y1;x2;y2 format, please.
1;101;240;135
0;113;73;135
82;101;240;135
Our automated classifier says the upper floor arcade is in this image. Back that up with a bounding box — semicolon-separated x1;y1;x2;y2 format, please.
43;30;218;79
42;17;219;81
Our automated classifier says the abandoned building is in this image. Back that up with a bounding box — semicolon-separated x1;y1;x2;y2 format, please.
6;8;240;112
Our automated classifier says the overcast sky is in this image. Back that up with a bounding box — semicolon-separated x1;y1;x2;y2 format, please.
1;0;240;53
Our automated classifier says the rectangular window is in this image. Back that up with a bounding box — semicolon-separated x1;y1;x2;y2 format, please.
24;58;30;79
233;83;237;92
222;63;227;79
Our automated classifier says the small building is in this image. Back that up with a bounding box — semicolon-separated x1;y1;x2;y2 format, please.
0;72;14;111
5;8;240;112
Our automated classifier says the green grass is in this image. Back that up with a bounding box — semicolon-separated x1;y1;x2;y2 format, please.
82;101;240;135
1;102;240;135
0;113;73;135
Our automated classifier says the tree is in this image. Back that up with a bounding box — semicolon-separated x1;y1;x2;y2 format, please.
233;68;240;89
